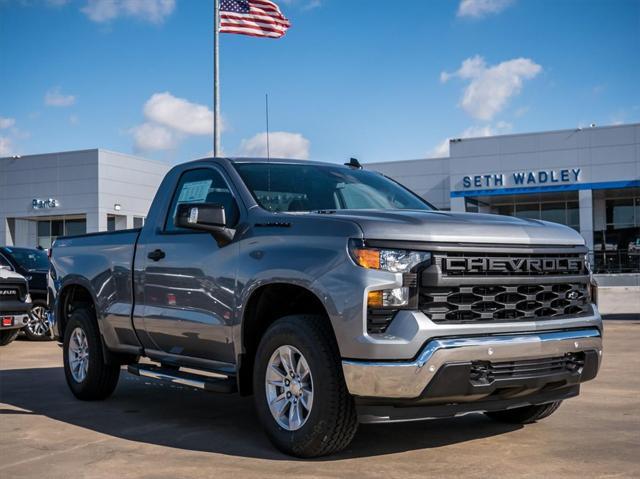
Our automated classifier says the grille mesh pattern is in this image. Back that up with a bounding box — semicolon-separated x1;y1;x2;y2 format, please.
420;283;589;324
470;353;585;383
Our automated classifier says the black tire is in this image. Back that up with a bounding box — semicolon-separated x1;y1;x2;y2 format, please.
485;401;563;424
23;300;52;341
63;308;120;400
253;314;358;458
0;329;19;346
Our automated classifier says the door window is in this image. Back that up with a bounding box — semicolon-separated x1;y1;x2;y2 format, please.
165;168;239;232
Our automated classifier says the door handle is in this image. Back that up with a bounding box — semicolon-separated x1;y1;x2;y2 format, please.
147;249;166;261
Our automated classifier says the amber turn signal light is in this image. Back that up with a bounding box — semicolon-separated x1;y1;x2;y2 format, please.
367;290;383;308
353;248;380;269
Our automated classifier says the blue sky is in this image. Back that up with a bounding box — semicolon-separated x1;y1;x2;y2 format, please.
1;0;639;165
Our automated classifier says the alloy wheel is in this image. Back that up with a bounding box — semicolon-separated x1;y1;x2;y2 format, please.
68;327;89;383
27;305;50;337
265;345;314;431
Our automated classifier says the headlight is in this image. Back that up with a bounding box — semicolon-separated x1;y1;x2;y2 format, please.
349;239;431;273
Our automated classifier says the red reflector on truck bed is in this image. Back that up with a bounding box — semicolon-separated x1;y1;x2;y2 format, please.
2;316;13;327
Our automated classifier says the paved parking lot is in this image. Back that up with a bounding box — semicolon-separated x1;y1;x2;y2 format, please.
1;320;638;479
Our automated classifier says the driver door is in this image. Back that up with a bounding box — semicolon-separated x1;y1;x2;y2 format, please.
137;166;240;364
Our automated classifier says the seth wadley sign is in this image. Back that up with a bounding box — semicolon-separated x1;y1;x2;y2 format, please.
462;168;582;189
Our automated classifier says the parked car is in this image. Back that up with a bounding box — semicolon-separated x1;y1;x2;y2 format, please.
49;157;603;457
0;246;52;340
0;266;31;346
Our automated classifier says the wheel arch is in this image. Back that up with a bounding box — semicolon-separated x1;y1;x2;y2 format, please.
237;282;335;396
56;280;99;341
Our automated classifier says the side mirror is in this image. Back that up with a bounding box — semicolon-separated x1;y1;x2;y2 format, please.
175;203;234;246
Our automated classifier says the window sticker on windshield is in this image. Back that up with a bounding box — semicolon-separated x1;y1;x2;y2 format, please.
178;180;212;203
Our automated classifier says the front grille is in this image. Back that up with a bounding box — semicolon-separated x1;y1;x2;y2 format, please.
470;353;584;383
0;283;27;302
440;252;586;277
420;282;589;323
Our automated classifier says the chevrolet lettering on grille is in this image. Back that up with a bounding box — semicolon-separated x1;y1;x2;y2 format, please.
444;257;585;274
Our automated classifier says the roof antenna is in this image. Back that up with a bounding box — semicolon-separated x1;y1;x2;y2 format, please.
344;157;362;169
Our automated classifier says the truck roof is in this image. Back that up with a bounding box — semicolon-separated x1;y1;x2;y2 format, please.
192;157;355;168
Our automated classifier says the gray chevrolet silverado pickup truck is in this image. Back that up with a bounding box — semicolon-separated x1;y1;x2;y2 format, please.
50;157;603;457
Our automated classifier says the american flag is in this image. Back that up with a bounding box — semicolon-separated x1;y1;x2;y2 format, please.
219;0;291;38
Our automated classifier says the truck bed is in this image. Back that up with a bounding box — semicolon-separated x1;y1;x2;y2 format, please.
52;228;142;348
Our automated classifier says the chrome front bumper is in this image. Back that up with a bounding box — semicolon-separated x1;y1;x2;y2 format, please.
342;328;603;399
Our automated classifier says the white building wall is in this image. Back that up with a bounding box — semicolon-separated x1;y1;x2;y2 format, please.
97;150;170;230
365;157;451;210
1;149;170;246
448;124;640;195
0;150;100;246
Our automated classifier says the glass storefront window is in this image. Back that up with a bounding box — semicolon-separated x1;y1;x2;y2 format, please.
495;204;514;216
606;198;635;228
594;191;640;273
36;218;86;249
65;219;86;236
491;200;579;230
567;201;579;228
515;204;540;220
540;202;566;224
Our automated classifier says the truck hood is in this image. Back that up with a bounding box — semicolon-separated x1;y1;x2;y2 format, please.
0;268;27;282
315;210;585;246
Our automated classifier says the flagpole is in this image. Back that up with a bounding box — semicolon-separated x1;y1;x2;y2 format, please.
213;0;221;157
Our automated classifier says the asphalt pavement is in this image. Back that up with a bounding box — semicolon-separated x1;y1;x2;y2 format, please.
0;320;638;479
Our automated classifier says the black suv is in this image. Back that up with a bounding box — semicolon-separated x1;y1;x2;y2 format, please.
0;247;51;340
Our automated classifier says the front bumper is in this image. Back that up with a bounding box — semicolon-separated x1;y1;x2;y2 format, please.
342;328;602;399
0;313;29;330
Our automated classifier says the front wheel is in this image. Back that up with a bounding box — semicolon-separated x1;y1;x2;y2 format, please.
0;329;19;346
485;401;563;424
63;308;120;400
253;315;358;458
23;301;52;341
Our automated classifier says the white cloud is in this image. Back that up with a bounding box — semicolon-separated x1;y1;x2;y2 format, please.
0;136;14;156
0;117;16;129
131;122;177;151
429;121;512;158
45;87;77;107
441;55;541;120
239;132;310;159
143;92;214;135
131;91;219;151
81;0;175;24
457;0;514;18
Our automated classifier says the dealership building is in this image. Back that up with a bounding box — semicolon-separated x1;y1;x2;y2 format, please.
1;123;638;279
369;123;640;278
0;149;170;249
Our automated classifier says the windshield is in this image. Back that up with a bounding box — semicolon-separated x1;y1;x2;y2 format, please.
234;163;434;213
4;248;49;271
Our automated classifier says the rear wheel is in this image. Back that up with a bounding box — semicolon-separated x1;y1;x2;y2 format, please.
253;314;358;458
0;330;19;346
63;308;120;400
485;401;563;424
23;301;52;341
